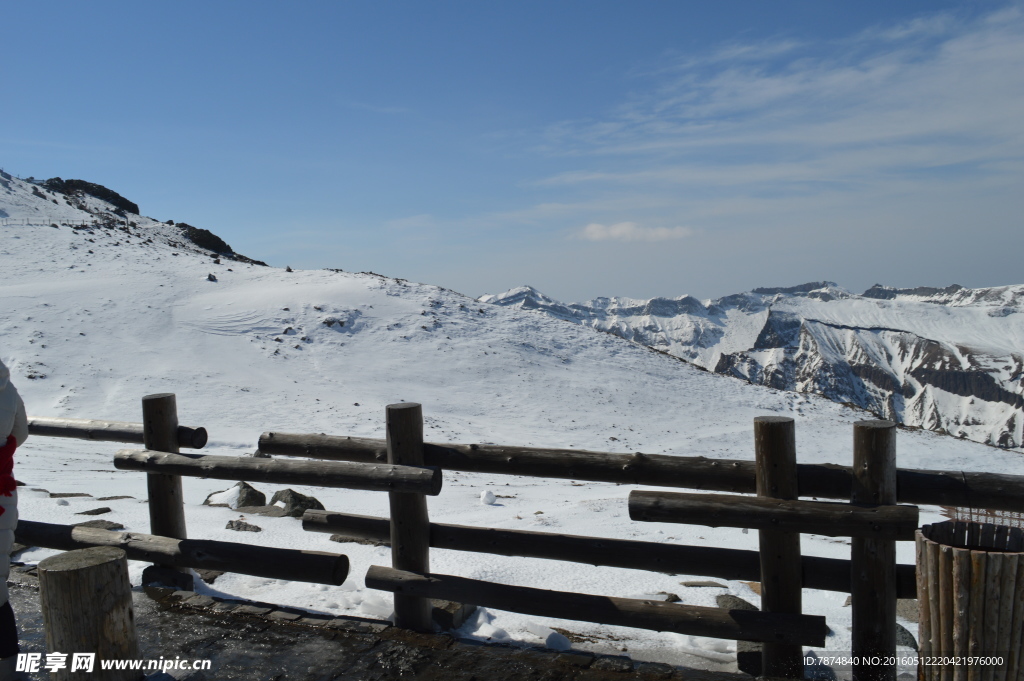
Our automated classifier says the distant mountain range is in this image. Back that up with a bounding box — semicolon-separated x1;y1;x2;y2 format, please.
4;167;1021;452
479;282;1024;450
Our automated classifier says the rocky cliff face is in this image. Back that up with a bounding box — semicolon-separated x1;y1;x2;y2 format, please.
480;283;1024;450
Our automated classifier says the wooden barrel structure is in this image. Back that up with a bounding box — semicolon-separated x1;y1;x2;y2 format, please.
916;521;1024;681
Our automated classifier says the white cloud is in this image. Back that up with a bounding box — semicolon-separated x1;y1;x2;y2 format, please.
576;222;694;242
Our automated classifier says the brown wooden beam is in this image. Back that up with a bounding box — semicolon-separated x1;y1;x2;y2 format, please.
16;520;349;585
628;490;919;540
29;416;207;449
259;431;1024;512
303;509;918;597
365;566;828;646
113;449;442;495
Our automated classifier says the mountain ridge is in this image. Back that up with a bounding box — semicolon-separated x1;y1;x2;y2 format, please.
480;282;1024;450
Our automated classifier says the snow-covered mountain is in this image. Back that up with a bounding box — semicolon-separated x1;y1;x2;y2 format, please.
479;283;1024;451
2;168;1022;670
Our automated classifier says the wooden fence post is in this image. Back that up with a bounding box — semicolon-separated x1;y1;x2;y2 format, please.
142;393;189;586
38;547;140;681
754;415;804;678
386;403;433;631
851;420;897;681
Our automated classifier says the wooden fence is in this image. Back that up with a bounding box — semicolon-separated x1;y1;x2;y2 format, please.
18;394;436;589
20;395;1024;680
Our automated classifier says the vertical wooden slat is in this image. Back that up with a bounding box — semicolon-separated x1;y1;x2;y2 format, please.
386;402;434;632
939;544;954;681
1007;528;1023;552
918;531;933;681
969;523;980;549
754;416;802;679
983;552;1002;681
994;554;1018;681
851;419;897;681
995;526;1010;551
917;532;933;679
928;539;942;655
954;522;968;548
1009;557;1024;681
981;524;997;550
142;393;187;541
967;551;987;681
952;547;972;681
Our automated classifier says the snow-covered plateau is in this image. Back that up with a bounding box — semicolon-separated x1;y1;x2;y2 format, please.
480;281;1024;453
2;170;1023;673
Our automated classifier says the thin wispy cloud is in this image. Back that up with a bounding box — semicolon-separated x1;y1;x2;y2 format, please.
576;222;694;242
537;5;1024;191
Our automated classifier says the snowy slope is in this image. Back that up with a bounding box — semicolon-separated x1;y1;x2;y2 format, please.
2;172;1023;673
481;283;1024;451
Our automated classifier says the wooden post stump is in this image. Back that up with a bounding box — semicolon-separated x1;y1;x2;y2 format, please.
851;420;897;681
754;415;803;678
386;403;434;632
38;547;140;681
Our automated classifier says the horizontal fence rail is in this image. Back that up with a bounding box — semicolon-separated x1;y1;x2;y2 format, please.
259;431;1024;512
302;509;918;597
16;520;349;585
113;449;442;495
366;566;829;646
628;490;920;540
29;417;208;449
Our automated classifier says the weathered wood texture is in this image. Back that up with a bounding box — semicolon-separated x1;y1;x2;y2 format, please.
38;547;139;681
386;403;434;632
258;431;1024;511
17;520;350;585
851;420;897;681
628;489;919;539
303;509;918;596
365;565;829;646
755;416;803;679
917;521;1024;680
917;531;933;681
952;546;971;681
142;393;188;546
28;416;208;448
114;449;442;495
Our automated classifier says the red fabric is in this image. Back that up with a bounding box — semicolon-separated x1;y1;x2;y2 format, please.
0;434;16;498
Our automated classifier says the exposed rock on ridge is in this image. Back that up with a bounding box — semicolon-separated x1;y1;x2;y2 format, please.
480;282;1024;450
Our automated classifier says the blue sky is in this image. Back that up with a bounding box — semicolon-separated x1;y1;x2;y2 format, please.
3;1;1022;301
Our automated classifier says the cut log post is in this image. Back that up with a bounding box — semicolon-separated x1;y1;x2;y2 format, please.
303;509;918;596
114;450;442;494
38;547;139;681
365;565;829;646
851;420;897;681
28;416;207;448
386;403;434;632
754;415;803;679
628;489;919;539
258;431;1024;512
16;520;349;585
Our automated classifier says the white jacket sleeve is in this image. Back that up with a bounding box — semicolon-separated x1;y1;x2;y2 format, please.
11;394;27;446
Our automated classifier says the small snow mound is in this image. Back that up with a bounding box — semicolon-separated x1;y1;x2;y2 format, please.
480;490;496;505
525;621;571;651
